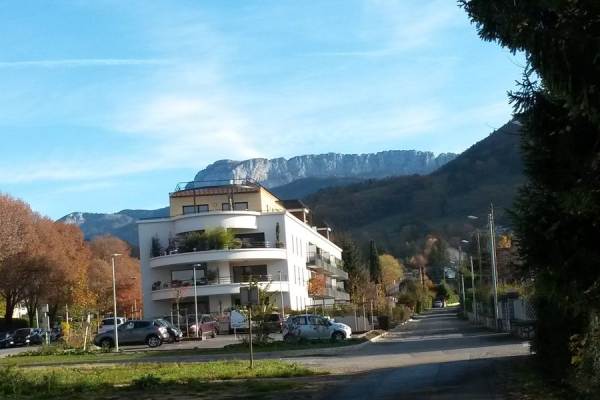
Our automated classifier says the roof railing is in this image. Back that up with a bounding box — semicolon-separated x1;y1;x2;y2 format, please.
174;178;261;192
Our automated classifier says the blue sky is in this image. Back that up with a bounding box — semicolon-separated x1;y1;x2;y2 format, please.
0;1;523;219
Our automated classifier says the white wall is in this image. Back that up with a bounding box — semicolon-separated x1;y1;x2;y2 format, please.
138;210;345;316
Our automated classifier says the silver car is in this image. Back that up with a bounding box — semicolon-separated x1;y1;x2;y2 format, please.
283;314;352;342
93;320;170;348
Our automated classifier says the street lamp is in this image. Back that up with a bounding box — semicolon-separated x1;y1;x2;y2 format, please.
111;253;122;352
192;264;201;339
461;240;477;319
278;270;285;321
467;207;500;330
488;204;500;330
467;216;483;283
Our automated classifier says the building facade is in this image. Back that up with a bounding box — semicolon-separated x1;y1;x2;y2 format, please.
138;180;349;319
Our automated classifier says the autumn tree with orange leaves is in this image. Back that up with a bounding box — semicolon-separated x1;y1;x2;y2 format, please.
0;194;141;327
89;236;141;318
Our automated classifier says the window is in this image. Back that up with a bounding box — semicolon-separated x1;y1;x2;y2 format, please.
182;204;209;214
292;316;307;325
171;270;194;282
183;205;196;215
233;265;268;282
222;203;231;211
121;322;135;330
134;321;150;328
308;316;326;326
234;201;248;211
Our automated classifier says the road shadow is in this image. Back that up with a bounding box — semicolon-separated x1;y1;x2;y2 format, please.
307;354;533;400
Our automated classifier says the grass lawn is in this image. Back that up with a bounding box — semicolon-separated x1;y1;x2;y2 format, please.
1;338;365;367
0;360;322;399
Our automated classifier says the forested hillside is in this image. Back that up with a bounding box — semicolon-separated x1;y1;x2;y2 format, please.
308;121;524;258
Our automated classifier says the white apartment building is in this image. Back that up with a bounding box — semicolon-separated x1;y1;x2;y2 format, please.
138;179;349;319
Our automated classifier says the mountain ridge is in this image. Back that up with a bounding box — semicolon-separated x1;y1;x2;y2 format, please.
59;148;457;245
194;150;457;187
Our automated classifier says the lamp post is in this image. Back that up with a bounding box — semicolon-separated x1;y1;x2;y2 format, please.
192;264;201;339
488;204;500;330
279;270;285;321
468;216;484;285
470;256;477;321
111;253;122;352
460;239;470;311
130;276;138;319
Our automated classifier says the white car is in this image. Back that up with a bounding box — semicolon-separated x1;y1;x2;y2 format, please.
283;314;352;342
98;317;126;334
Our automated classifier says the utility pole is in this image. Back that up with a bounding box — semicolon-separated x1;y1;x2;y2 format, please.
461;273;466;309
489;204;500;330
279;270;285;321
476;229;483;285
458;245;464;309
193;265;200;339
111;254;122;352
248;306;254;369
470;256;477;321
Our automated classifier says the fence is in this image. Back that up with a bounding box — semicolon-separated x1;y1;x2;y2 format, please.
466;295;536;339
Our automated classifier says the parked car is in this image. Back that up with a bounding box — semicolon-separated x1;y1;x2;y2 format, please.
98;317;126;334
262;313;283;333
189;314;218;338
50;327;62;342
0;331;14;348
283;314;352;342
433;300;444;308
11;328;45;346
93;320;170;348
154;319;183;342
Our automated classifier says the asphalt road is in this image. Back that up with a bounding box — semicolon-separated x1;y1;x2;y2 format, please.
289;307;531;400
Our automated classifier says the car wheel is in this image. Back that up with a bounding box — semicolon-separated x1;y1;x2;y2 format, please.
146;335;161;348
332;331;345;342
100;338;113;349
284;334;298;343
211;329;217;338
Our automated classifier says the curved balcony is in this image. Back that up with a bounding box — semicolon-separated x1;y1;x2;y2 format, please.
172;211;259;234
151;275;288;301
150;247;287;269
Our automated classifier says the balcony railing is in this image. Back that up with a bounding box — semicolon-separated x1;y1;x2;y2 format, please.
151;274;288;291
309;287;351;301
306;252;348;279
154;241;283;258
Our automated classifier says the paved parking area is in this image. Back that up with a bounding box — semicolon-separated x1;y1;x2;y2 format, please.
0;333;283;357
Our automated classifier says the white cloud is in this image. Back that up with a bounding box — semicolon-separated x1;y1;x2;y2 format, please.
0;59;173;68
311;0;462;57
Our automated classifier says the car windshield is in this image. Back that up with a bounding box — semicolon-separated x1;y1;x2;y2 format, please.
14;329;30;335
156;319;174;328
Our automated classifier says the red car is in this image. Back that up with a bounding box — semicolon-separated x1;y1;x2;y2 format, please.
188;314;218;338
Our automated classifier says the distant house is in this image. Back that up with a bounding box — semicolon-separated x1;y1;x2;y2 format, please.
137;179;349;319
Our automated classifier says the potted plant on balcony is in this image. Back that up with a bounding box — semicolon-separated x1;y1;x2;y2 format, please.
275;222;284;248
206;269;218;284
181;231;207;252
151;236;162;257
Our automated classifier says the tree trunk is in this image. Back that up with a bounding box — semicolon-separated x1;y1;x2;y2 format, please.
26;301;38;327
4;296;15;325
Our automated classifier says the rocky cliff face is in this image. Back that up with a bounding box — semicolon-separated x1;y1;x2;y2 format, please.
193;151;457;187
